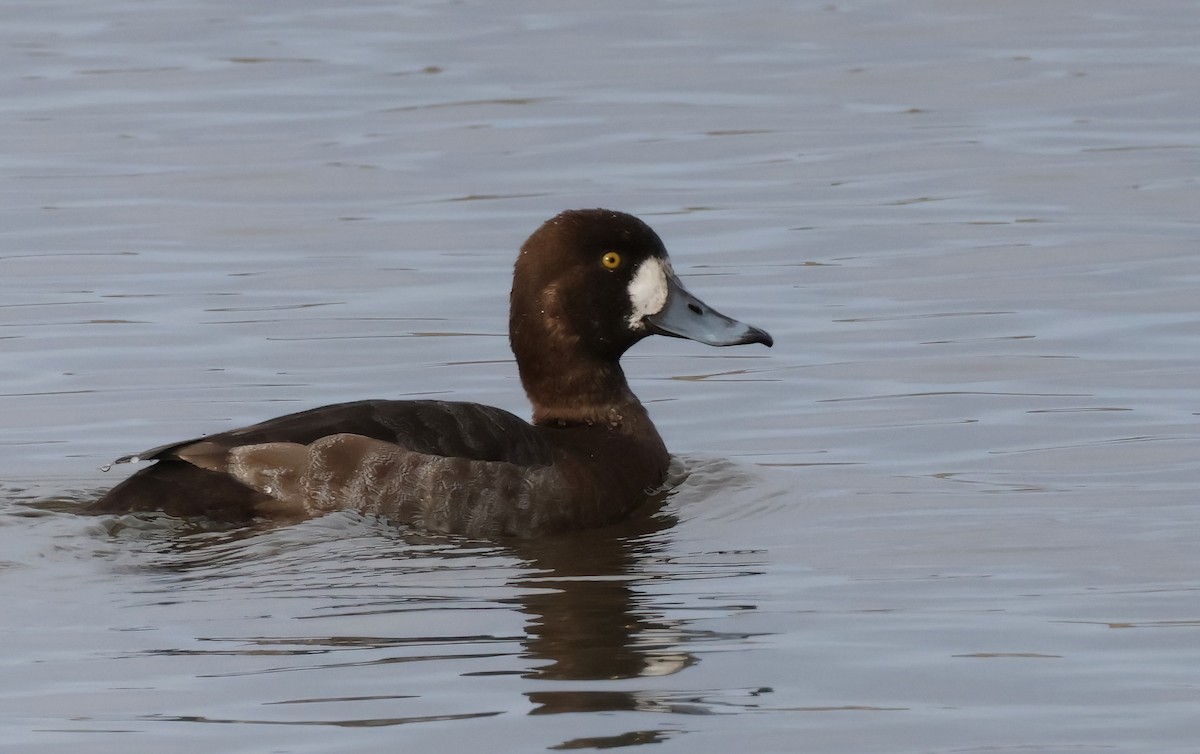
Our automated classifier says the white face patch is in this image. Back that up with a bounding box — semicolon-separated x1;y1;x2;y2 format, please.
626;257;670;328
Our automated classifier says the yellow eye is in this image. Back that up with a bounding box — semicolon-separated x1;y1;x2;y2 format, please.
601;251;622;270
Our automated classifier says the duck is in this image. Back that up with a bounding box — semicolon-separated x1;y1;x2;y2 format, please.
88;209;772;537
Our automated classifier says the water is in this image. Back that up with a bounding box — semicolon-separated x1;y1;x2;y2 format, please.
3;1;1199;751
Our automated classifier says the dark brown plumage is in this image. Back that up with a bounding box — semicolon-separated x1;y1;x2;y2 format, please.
90;209;771;537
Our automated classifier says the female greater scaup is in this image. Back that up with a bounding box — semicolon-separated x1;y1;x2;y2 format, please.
89;209;772;537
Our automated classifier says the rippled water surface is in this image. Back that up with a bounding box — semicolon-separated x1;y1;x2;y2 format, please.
3;1;1199;752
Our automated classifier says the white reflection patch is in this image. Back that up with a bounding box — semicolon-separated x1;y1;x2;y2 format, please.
627;257;669;327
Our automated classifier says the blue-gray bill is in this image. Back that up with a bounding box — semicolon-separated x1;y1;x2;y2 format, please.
645;271;773;348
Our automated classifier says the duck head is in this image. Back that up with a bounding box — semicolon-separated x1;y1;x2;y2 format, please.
509;209;772;425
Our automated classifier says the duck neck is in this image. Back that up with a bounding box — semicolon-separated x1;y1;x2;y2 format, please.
517;351;652;430
510;275;658;434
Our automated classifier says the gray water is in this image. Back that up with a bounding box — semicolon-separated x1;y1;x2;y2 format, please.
3;1;1199;752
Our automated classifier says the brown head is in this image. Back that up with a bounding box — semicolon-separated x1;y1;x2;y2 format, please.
509;209;772;426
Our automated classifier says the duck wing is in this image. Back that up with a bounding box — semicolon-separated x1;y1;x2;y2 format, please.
123;399;552;467
89;399;554;521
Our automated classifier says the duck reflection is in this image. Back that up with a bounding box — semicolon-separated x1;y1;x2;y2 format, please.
504;493;695;714
68;483;711;744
